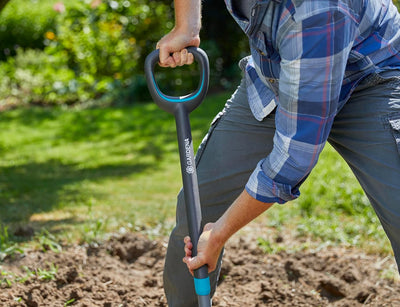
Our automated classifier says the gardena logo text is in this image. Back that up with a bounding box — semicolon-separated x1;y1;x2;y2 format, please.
184;138;194;174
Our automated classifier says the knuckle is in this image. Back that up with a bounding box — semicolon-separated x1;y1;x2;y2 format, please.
204;223;213;230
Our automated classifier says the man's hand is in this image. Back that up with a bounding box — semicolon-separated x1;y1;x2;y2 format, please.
182;223;224;275
156;27;200;68
182;190;274;277
156;0;201;68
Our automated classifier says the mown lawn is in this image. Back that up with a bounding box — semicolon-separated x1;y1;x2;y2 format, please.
0;92;391;257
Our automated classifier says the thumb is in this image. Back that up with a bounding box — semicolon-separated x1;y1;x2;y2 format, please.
156;39;175;67
158;45;170;65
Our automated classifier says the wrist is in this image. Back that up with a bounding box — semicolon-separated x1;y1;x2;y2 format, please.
211;219;230;248
174;22;201;39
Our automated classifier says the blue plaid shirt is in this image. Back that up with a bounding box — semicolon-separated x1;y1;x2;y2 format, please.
225;0;400;204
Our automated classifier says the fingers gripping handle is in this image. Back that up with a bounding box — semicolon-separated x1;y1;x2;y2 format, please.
144;47;210;114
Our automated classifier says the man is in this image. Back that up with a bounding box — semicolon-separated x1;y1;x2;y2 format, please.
156;0;400;306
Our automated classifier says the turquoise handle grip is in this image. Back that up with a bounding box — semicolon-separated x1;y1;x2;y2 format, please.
194;277;211;296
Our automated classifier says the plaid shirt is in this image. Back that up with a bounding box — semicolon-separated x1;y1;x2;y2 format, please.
225;0;400;203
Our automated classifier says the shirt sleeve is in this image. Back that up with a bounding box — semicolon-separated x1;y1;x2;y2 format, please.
245;9;357;204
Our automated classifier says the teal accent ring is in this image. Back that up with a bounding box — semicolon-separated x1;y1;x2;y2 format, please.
151;70;205;103
194;277;211;296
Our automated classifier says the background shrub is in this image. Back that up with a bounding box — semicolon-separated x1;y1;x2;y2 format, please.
0;0;177;106
0;49;78;107
0;0;248;107
2;0;400;107
0;0;70;60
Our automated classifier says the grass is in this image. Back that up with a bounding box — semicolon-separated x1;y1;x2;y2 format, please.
0;262;57;287
0;92;392;258
0;226;23;261
0;93;229;245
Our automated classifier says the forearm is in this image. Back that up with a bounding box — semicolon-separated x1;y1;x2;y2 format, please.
156;0;202;66
174;0;201;34
183;189;273;273
213;189;274;245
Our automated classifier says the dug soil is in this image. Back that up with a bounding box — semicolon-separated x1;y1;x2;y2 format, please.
1;230;399;307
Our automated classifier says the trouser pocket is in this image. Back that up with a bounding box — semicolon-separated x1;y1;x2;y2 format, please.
388;113;400;155
194;110;225;167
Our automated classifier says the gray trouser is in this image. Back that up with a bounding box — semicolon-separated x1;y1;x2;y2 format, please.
163;71;400;307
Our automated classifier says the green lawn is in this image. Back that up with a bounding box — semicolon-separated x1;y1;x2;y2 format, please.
0;92;391;257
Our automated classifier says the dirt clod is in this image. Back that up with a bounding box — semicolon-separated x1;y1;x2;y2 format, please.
318;278;347;299
13;226;35;238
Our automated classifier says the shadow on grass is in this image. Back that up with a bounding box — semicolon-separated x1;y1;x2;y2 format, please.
0;94;229;143
0;159;151;225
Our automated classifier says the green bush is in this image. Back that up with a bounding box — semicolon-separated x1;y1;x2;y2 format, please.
46;0;205;102
0;0;177;106
0;46;155;107
48;0;171;80
0;0;69;60
0;49;79;106
0;0;248;107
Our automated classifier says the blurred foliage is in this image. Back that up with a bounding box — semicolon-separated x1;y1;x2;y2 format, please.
0;49;79;106
46;0;177;103
0;0;176;106
48;0;173;85
0;0;10;12
0;0;61;60
0;0;250;107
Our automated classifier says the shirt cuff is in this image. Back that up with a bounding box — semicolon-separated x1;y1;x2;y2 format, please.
245;159;300;204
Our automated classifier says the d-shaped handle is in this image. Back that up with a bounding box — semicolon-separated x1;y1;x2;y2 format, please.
144;47;209;114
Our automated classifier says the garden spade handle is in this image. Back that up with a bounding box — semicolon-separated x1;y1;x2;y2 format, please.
144;47;211;307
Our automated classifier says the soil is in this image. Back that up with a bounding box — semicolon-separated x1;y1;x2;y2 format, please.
1;231;399;307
